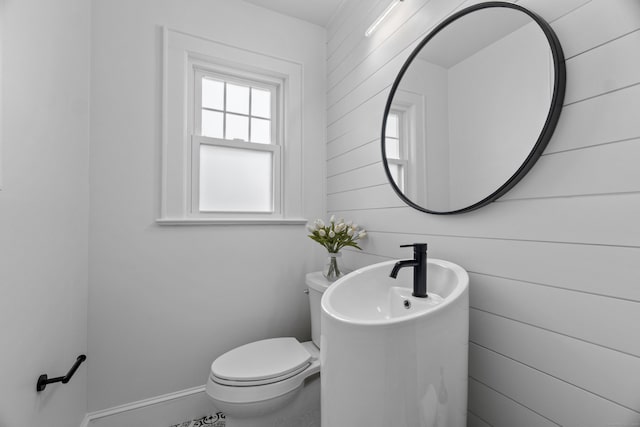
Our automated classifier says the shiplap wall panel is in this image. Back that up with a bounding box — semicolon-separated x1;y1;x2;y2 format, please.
469;343;640;426
470;276;640;358
327;184;402;211
357;231;640;302
332;194;640;246
468;379;559;427
327;0;390;71
326;0;369;50
470;309;640;411
564;31;640;104
328;0;429;79
345;244;640;366
327;90;385;142
327;0;388;63
550;0;640;59
327;162;387;194
326;0;640;424
546;84;640;153
328;75;390;126
501;138;640;200
327;140;378;176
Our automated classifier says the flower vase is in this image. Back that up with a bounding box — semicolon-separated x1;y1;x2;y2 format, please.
323;251;343;282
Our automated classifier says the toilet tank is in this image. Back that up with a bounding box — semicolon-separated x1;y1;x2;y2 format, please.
306;272;332;348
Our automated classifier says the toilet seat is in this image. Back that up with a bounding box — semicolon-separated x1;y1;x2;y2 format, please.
211;337;312;386
206;339;320;406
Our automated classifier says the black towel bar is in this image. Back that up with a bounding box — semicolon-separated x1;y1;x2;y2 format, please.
36;354;86;392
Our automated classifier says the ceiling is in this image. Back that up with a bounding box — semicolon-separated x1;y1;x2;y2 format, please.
417;7;532;68
243;0;345;27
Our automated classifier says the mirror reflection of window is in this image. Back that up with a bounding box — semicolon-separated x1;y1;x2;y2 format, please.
384;111;407;192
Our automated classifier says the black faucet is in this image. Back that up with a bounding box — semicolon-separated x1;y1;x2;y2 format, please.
389;243;428;298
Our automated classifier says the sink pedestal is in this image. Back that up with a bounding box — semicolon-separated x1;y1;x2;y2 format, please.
320;259;469;427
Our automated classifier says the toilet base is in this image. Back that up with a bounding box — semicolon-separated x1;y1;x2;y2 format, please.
216;374;320;427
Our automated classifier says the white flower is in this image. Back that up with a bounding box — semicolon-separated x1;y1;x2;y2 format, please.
306;216;366;253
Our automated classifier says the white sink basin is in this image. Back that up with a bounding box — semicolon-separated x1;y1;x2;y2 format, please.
322;259;467;325
320;259;469;427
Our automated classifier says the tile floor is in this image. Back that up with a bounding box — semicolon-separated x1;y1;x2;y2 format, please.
169;412;225;427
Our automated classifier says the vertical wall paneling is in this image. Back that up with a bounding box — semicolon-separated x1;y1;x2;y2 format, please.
326;0;640;425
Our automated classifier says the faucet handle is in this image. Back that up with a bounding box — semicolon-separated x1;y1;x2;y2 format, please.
400;243;428;252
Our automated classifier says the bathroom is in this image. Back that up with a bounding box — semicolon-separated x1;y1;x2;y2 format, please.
1;0;639;426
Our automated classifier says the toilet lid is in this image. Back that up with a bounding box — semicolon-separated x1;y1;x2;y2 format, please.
211;337;311;384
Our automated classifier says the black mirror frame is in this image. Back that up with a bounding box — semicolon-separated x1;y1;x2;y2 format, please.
381;1;566;215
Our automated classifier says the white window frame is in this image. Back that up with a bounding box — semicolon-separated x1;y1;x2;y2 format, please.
386;110;408;193
159;28;305;225
189;65;282;217
390;90;427;204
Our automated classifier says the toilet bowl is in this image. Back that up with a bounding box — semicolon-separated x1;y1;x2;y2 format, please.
205;272;330;425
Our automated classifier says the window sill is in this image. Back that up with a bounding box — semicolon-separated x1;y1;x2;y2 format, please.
156;218;308;226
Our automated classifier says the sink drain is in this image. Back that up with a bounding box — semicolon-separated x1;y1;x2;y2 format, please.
403;299;411;309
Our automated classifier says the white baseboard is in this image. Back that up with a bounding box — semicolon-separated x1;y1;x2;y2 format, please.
80;385;210;427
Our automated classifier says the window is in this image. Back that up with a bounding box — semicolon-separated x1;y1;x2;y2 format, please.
160;28;304;224
387;90;427;205
191;68;280;214
385;111;407;192
197;74;275;144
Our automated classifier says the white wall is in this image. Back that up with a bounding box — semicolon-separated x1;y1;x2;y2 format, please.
88;0;326;411
0;0;90;426
327;0;640;425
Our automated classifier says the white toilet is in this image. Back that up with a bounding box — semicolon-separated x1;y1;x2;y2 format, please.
206;272;330;426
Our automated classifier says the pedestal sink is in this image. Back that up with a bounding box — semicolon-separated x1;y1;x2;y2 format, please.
320;259;469;427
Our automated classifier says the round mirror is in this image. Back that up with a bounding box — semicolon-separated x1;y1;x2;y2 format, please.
381;2;565;214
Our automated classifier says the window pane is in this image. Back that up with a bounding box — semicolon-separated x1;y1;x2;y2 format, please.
389;164;404;191
202;110;223;138
386;114;399;138
385;137;400;159
226;83;250;114
251;118;271;144
226;113;249;141
199;145;273;212
202;78;224;110
251;88;271;118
